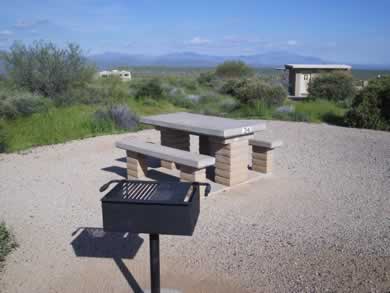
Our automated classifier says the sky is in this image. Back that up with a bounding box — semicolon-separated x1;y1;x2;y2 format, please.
0;0;389;64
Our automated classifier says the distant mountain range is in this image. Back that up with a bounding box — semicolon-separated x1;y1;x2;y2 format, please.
0;50;389;73
88;51;327;69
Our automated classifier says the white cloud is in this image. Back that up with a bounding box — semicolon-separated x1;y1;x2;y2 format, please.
0;30;13;36
287;40;298;46
186;37;211;45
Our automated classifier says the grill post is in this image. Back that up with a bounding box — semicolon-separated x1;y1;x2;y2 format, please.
149;234;160;293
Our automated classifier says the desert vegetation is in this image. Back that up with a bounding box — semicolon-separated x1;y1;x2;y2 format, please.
0;41;389;152
0;222;17;271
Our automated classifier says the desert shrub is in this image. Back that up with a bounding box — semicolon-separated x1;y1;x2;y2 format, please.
93;104;139;130
0;99;17;119
220;79;247;97
215;61;254;79
3;41;95;104
10;93;48;116
345;76;390;130
135;78;164;100
167;95;196;109
233;79;287;107
197;71;216;86
0;121;8;153
219;97;239;112
109;105;139;129
195;95;239;115
167;77;198;91
68;76;130;105
0;89;49;119
308;72;355;104
0;222;17;263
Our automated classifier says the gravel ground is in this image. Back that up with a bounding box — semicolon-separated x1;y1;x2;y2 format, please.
0;121;389;292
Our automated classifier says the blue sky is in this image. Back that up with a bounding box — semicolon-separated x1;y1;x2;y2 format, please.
0;0;389;64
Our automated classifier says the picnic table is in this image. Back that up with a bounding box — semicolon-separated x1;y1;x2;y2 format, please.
140;112;266;186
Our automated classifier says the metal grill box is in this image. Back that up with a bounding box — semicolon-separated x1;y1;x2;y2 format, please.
101;181;201;236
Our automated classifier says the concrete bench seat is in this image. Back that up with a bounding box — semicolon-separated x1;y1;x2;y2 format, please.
116;138;215;182
249;138;283;174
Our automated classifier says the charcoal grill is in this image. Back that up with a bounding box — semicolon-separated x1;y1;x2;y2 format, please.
100;179;210;293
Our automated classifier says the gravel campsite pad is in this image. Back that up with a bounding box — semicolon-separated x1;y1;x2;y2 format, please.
0;121;389;292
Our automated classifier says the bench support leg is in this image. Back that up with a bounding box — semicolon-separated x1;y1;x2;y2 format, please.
251;146;272;173
126;151;148;178
209;136;249;186
160;128;190;169
179;166;206;182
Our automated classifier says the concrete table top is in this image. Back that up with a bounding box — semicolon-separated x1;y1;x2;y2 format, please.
140;112;266;138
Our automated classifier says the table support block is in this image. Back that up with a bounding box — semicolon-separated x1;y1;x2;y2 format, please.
251;146;273;173
126;151;148;178
180;166;206;182
210;138;249;186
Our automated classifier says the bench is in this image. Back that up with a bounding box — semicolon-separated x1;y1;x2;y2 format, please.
116;138;215;182
249;139;283;174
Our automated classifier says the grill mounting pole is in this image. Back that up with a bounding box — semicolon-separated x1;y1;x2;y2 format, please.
149;234;160;293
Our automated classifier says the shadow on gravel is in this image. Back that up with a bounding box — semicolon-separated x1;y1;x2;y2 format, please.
101;166;127;178
71;227;144;293
147;169;180;182
115;156;161;168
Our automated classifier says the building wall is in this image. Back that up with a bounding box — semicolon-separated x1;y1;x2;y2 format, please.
288;71;296;96
289;68;350;97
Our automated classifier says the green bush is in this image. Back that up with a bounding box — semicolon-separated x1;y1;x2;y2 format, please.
0;222;17;264
233;78;287;107
135;78;164;100
3;41;96;104
197;71;216;86
0;89;49;119
220;79;247;97
215;61;254;79
308;72;355;104
0;121;8;152
345;77;390;130
167;95;196;109
166;77;198;91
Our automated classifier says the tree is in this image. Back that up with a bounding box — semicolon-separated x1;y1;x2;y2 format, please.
215;60;254;79
3;41;96;104
345;76;390;130
308;72;355;104
221;78;287;107
135;78;164;100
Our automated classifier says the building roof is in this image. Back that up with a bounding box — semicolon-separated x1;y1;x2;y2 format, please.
285;64;352;70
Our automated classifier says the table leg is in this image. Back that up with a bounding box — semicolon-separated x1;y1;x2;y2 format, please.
159;127;190;169
199;135;210;155
199;135;215;180
209;136;250;186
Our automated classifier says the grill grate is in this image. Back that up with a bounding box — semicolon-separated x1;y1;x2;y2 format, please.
121;181;159;201
101;180;198;204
